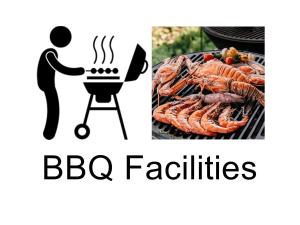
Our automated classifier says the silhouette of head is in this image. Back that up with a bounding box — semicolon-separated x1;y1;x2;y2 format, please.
50;26;72;48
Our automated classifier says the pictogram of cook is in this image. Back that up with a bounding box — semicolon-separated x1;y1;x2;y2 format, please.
37;26;85;140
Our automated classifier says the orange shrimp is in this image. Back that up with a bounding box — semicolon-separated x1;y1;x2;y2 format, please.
152;56;187;95
247;61;265;75
188;104;217;136
234;62;265;85
152;101;181;124
190;60;264;85
230;80;265;106
176;101;202;133
193;75;265;106
158;76;190;97
165;99;199;130
200;102;240;133
218;106;249;128
152;94;202;124
237;65;255;75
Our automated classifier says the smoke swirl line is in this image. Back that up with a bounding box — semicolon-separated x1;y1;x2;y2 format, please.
109;36;114;64
93;36;98;64
101;36;106;64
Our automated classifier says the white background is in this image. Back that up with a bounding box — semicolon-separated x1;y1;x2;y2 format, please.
0;0;300;224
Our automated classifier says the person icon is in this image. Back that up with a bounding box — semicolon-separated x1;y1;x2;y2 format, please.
37;26;85;140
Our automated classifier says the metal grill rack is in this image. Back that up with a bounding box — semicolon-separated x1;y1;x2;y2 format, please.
152;50;265;139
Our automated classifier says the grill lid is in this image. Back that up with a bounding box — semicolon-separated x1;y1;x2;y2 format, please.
203;27;265;43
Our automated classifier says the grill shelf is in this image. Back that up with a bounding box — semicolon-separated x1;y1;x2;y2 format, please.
152;50;265;140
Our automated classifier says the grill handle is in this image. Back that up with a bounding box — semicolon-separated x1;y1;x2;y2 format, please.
141;60;148;74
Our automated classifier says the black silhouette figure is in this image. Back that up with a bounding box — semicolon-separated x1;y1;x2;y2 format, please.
37;26;85;140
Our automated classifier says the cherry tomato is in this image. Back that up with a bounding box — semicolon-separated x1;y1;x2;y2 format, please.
203;53;214;62
225;57;234;65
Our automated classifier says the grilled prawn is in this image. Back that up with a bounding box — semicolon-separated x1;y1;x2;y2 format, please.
158;76;190;97
153;101;181;124
152;55;188;104
188;104;217;136
233;61;265;75
188;59;264;85
177;101;203;133
247;61;265;75
218;106;249;128
165;99;199;130
200;102;240;133
152;94;201;124
192;75;265;106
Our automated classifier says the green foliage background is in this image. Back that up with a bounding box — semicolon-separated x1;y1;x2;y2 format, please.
152;27;216;65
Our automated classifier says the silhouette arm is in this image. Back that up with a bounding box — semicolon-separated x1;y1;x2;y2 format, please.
46;51;85;75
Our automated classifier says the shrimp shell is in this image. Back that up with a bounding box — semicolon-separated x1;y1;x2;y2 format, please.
188;104;217;136
165;100;199;130
177;101;203;133
153;101;181;124
200;102;240;134
230;81;265;106
218;106;249;128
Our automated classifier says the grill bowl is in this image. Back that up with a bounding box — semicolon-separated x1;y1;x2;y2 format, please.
84;82;124;103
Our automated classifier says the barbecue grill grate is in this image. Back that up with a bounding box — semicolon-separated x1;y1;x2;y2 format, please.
152;50;265;139
203;27;264;42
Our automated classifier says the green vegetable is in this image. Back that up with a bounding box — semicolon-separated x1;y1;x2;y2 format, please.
213;53;222;59
233;54;241;63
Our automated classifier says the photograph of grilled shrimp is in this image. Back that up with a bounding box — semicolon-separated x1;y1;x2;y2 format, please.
152;48;265;138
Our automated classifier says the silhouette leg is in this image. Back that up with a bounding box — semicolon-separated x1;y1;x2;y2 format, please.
43;89;59;140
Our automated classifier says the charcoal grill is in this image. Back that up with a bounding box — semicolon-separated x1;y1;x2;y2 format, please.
75;44;148;140
152;50;265;139
203;27;265;54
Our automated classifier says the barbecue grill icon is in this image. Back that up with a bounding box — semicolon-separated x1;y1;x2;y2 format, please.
74;44;148;140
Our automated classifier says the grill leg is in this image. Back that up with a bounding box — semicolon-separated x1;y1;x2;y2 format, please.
113;94;127;140
83;94;94;124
